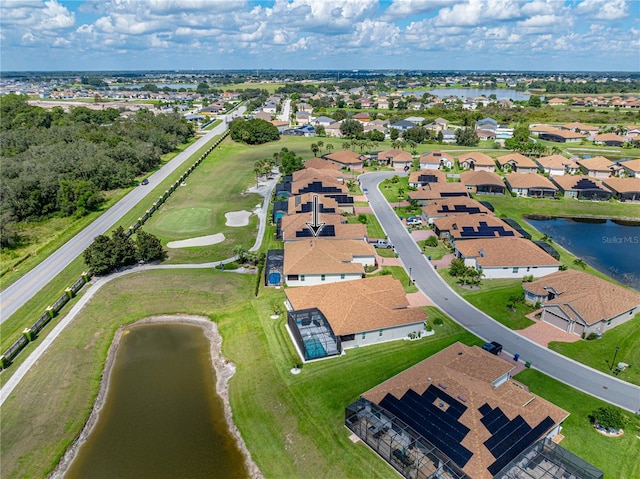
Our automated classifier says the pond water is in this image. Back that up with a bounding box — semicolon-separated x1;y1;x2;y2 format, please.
65;323;249;479
525;217;640;290
403;88;531;101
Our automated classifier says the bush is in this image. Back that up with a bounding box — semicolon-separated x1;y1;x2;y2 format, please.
357;213;368;224
424;236;438;247
586;332;599;341
433;317;444;326
589;407;627;430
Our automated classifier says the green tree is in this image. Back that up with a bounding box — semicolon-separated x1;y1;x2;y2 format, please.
229;118;279;145
528;95;542;107
455;127;480;147
573;258;587;269
135;230;166;262
83;234;117;275
449;257;467;277
325;143;334;154
340;119;364;138
390;128;400;141
278;148;304;175
234;245;248;263
589;407;627;430
111;226;138;267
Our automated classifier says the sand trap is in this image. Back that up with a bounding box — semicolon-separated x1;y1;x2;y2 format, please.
225;210;251;227
167;233;225;248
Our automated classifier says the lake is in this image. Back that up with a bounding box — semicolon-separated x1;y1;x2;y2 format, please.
64;323;249;479
403;88;531;101
525;217;640;290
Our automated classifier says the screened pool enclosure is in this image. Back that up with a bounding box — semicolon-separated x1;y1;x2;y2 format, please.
287;308;341;361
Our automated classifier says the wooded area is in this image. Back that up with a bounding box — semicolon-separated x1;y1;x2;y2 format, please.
0;95;194;247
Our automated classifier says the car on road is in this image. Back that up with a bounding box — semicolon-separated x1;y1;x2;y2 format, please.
140;178;149;185
369;239;393;249
482;341;503;355
406;216;422;226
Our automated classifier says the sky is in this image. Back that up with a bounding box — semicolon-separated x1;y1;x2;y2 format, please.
1;0;639;73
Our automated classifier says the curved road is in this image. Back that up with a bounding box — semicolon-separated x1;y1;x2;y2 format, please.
1;110;243;323
361;171;640;413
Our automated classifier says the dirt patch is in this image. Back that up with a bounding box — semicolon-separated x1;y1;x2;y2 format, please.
225;210;251;227
166;233;225;248
50;315;263;479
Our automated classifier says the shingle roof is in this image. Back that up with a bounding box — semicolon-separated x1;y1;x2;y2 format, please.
496;153;538;168
621;158;640;173
602;176;640;194
362;342;569;479
421;197;492;218
458;151;495;167
576;156;614;171
456;237;560;268
288;193;340;213
284;239;374;275
524;270;640;325
293;167;342;183
434;214;521;239
408;181;469;200
535;155;578;170
377;148;412;162
409;169;447;184
551;175;607;191
460;170;504;187
281;213;366;241
324;149;363;165
505;173;558;190
285;275;427;335
304;157;341;171
420;150;455;164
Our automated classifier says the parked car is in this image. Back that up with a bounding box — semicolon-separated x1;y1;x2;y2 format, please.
482;341;503;355
369;239;393;249
406;216;422;226
140;178;149;185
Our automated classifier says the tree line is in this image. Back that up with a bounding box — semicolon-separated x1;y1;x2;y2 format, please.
0;95;194;247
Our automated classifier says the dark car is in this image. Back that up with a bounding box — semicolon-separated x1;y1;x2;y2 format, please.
140;178;149;185
482;341;503;355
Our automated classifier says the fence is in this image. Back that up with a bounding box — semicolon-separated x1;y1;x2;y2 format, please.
0;130;230;371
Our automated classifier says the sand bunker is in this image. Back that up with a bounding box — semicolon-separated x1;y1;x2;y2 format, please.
225;210;251;227
167;233;225;248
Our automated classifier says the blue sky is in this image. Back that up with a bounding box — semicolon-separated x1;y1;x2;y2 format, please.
1;0;638;72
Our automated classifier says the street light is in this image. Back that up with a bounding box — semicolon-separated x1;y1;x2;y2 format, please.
609;346;620;372
409;267;412;285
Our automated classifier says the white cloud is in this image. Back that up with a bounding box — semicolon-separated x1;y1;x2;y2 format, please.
576;0;630;21
381;0;459;20
434;0;522;27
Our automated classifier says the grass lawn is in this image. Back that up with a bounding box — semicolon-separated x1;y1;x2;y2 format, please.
548;314;640;386
417;239;452;261
515;369;640;479
0;268;476;479
438;269;536;330
346;213;386;239
368;267;419;293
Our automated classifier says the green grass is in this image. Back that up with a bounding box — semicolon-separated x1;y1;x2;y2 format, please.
368;267;418;293
515;369;640;479
417;239;452;261
346;213;386;239
549;314;640;386
438;270;536;330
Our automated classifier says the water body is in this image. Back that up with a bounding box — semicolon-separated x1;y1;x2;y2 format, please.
526;217;640;290
65;323;249;479
403;88;531;101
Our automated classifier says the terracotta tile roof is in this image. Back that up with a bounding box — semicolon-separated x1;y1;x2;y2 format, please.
324;149;363;165
458;151;495;167
524;270;640;325
460;170;504;187
621;158;640;172
377;148;412;162
421;197;492;218
602;176;640;194
456;237;560;268
288;193;340;213
285;275;427;336
362;342;569;479
434;214;521;239
505;173;558;190
536;155;578;170
408;181;469;200
284;238;374;275
496;153;538;168
576;156;614;171
409;169;447;184
304;157;341;171
420;150;455;165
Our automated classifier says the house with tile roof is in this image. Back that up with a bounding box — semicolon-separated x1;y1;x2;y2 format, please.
621;158;640;178
279;212;367;242
576;156;615;179
408;182;470;205
419;151;455;170
455;237;560;279
523;270;640;336
283;238;375;287
408;169;447;188
346;342;573;479
551;175;612;200
496;153;539;174
504;173;558;198
535;155;580;176
323;149;364;170
420;197;492;224
285;275;428;357
459;170;505;195
376;148;413;169
458;152;496;172
602;177;640;201
433;214;521;241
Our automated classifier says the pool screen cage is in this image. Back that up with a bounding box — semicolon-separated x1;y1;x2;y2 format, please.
288;308;341;361
345;398;469;479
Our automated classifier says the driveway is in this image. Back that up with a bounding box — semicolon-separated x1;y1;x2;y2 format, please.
360;171;640;413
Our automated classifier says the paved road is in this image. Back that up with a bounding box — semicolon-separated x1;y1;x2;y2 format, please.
361;171;640;413
278;99;291;122
0;113;241;324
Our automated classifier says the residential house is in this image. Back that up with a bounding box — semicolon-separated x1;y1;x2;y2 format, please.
455;237;560;279
255;110;273;121
325;121;343;137
408;182;470;205
376;148;412;169
621;158;640;178
458;152;496;172
303;157;342;172
389;119;419;132
408;170;447;188
504;173;558;198
476;129;496;141
561;122;600;138
535;155;580;176
421;197;492;224
602;177;640;201
547;97;568;106
529;124;560;136
496;153;539;174
353;112;370;124
624;126;640;137
475;117;497;131
270;120;290;133
524;270;640;336
313;116;335;128
283;238;375;287
433;214;521;241
538;128;585;143
290;176;354;213
441;129;457;143
279;212;366;242
285;275;428;359
424;117;449;132
295;111;311;125
576;156;615;179
594;133;625;147
459;170;505;195
551;175;612;200
292;167;343;184
347;342;572;479
323;149;364;170
420;150;455;170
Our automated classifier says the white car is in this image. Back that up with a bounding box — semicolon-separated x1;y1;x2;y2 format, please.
406;216;422;226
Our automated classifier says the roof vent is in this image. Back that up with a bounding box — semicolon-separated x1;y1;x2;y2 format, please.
479;249;486;257
438;383;447;390
457;395;467;403
427;377;432;381
458;352;463;356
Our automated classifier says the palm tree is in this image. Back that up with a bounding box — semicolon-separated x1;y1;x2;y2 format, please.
326;143;334;154
541;234;553;243
316;140;324;153
574;258;587;269
342;141;351;151
310;143;319;157
233;245;248;264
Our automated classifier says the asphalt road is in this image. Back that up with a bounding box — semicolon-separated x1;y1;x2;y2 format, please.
0;116;237;324
360;171;640;413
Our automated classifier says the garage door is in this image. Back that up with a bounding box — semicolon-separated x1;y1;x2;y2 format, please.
543;311;569;332
573;323;585;337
